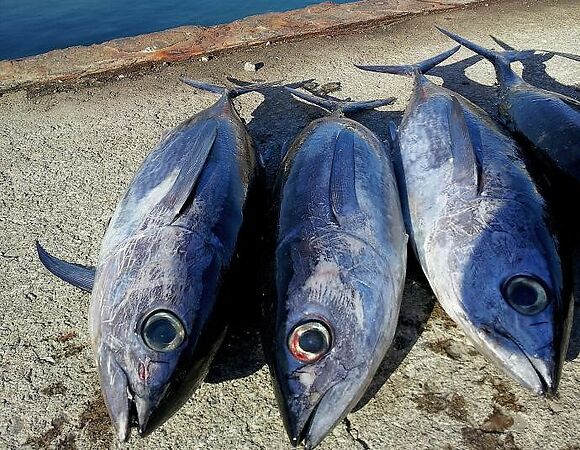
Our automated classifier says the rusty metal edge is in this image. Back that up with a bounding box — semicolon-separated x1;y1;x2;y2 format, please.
0;0;489;94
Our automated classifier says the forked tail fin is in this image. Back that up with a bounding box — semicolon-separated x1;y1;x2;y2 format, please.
180;78;280;98
285;87;395;115
355;45;460;76
435;27;533;86
436;27;534;64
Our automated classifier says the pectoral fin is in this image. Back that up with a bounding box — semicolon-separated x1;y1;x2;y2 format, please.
36;241;95;292
448;97;481;194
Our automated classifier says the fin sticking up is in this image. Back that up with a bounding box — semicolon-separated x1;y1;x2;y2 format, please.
355;45;461;76
285;87;394;115
436;27;534;64
36;241;95;292
447;97;480;194
435;27;532;85
387;122;398;149
180;78;280;99
490;35;542;59
330;128;359;224
548;51;580;62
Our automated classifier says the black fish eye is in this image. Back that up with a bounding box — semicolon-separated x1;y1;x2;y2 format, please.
141;310;185;352
288;321;332;363
502;275;550;315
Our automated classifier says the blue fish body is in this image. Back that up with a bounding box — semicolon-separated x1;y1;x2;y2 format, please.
271;114;407;449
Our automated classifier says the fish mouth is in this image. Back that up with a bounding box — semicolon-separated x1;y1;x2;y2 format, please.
476;325;557;395
504;333;557;396
97;349;162;441
288;388;333;450
105;382;160;441
284;369;366;450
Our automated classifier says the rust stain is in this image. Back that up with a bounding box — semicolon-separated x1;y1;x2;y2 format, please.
0;0;487;93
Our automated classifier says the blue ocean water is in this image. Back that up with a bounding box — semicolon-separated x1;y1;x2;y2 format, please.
0;0;352;61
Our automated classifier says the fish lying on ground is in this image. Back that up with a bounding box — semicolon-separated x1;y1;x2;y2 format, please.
37;79;270;440
266;88;407;449
436;27;580;184
356;47;573;394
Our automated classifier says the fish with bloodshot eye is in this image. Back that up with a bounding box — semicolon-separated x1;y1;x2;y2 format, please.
356;47;573;394
36;78;276;440
266;88;408;449
436;27;580;184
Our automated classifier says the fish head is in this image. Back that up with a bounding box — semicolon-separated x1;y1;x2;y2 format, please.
442;201;570;395
271;239;396;449
91;230;226;440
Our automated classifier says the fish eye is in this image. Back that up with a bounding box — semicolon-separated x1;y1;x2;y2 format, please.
141;310;186;352
288;321;332;363
502;275;550;315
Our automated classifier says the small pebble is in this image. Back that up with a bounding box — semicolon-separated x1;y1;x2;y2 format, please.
244;61;261;72
200;55;211;62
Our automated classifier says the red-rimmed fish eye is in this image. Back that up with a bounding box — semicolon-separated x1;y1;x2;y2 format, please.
502;275;550;315
141;310;186;352
288;321;332;363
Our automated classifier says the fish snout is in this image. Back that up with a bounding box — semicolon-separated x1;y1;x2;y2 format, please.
278;365;367;449
520;353;558;396
476;325;559;395
96;346;134;441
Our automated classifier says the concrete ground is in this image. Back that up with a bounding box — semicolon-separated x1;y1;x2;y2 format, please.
1;0;579;448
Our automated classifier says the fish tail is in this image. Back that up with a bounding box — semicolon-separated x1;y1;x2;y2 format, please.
180;78;281;98
229;80;281;98
285;87;395;115
436;27;532;66
355;45;460;76
180;78;228;95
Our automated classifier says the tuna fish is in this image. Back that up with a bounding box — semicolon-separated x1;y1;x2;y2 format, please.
267;88;408;449
356;48;573;394
36;79;269;440
436;27;580;183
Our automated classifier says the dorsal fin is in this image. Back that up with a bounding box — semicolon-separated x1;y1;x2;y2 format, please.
448;97;481;194
330;128;359;224
180;78;280;98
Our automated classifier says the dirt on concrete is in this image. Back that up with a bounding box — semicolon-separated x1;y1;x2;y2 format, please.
1;0;579;449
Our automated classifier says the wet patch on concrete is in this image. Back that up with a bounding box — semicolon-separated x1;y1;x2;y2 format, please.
461;427;521;450
78;393;114;444
480;407;514;433
54;330;78;343
483;376;524;412
40;381;68;396
412;389;468;421
24;416;71;449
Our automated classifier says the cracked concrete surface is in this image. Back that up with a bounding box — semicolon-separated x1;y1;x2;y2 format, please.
1;0;579;449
